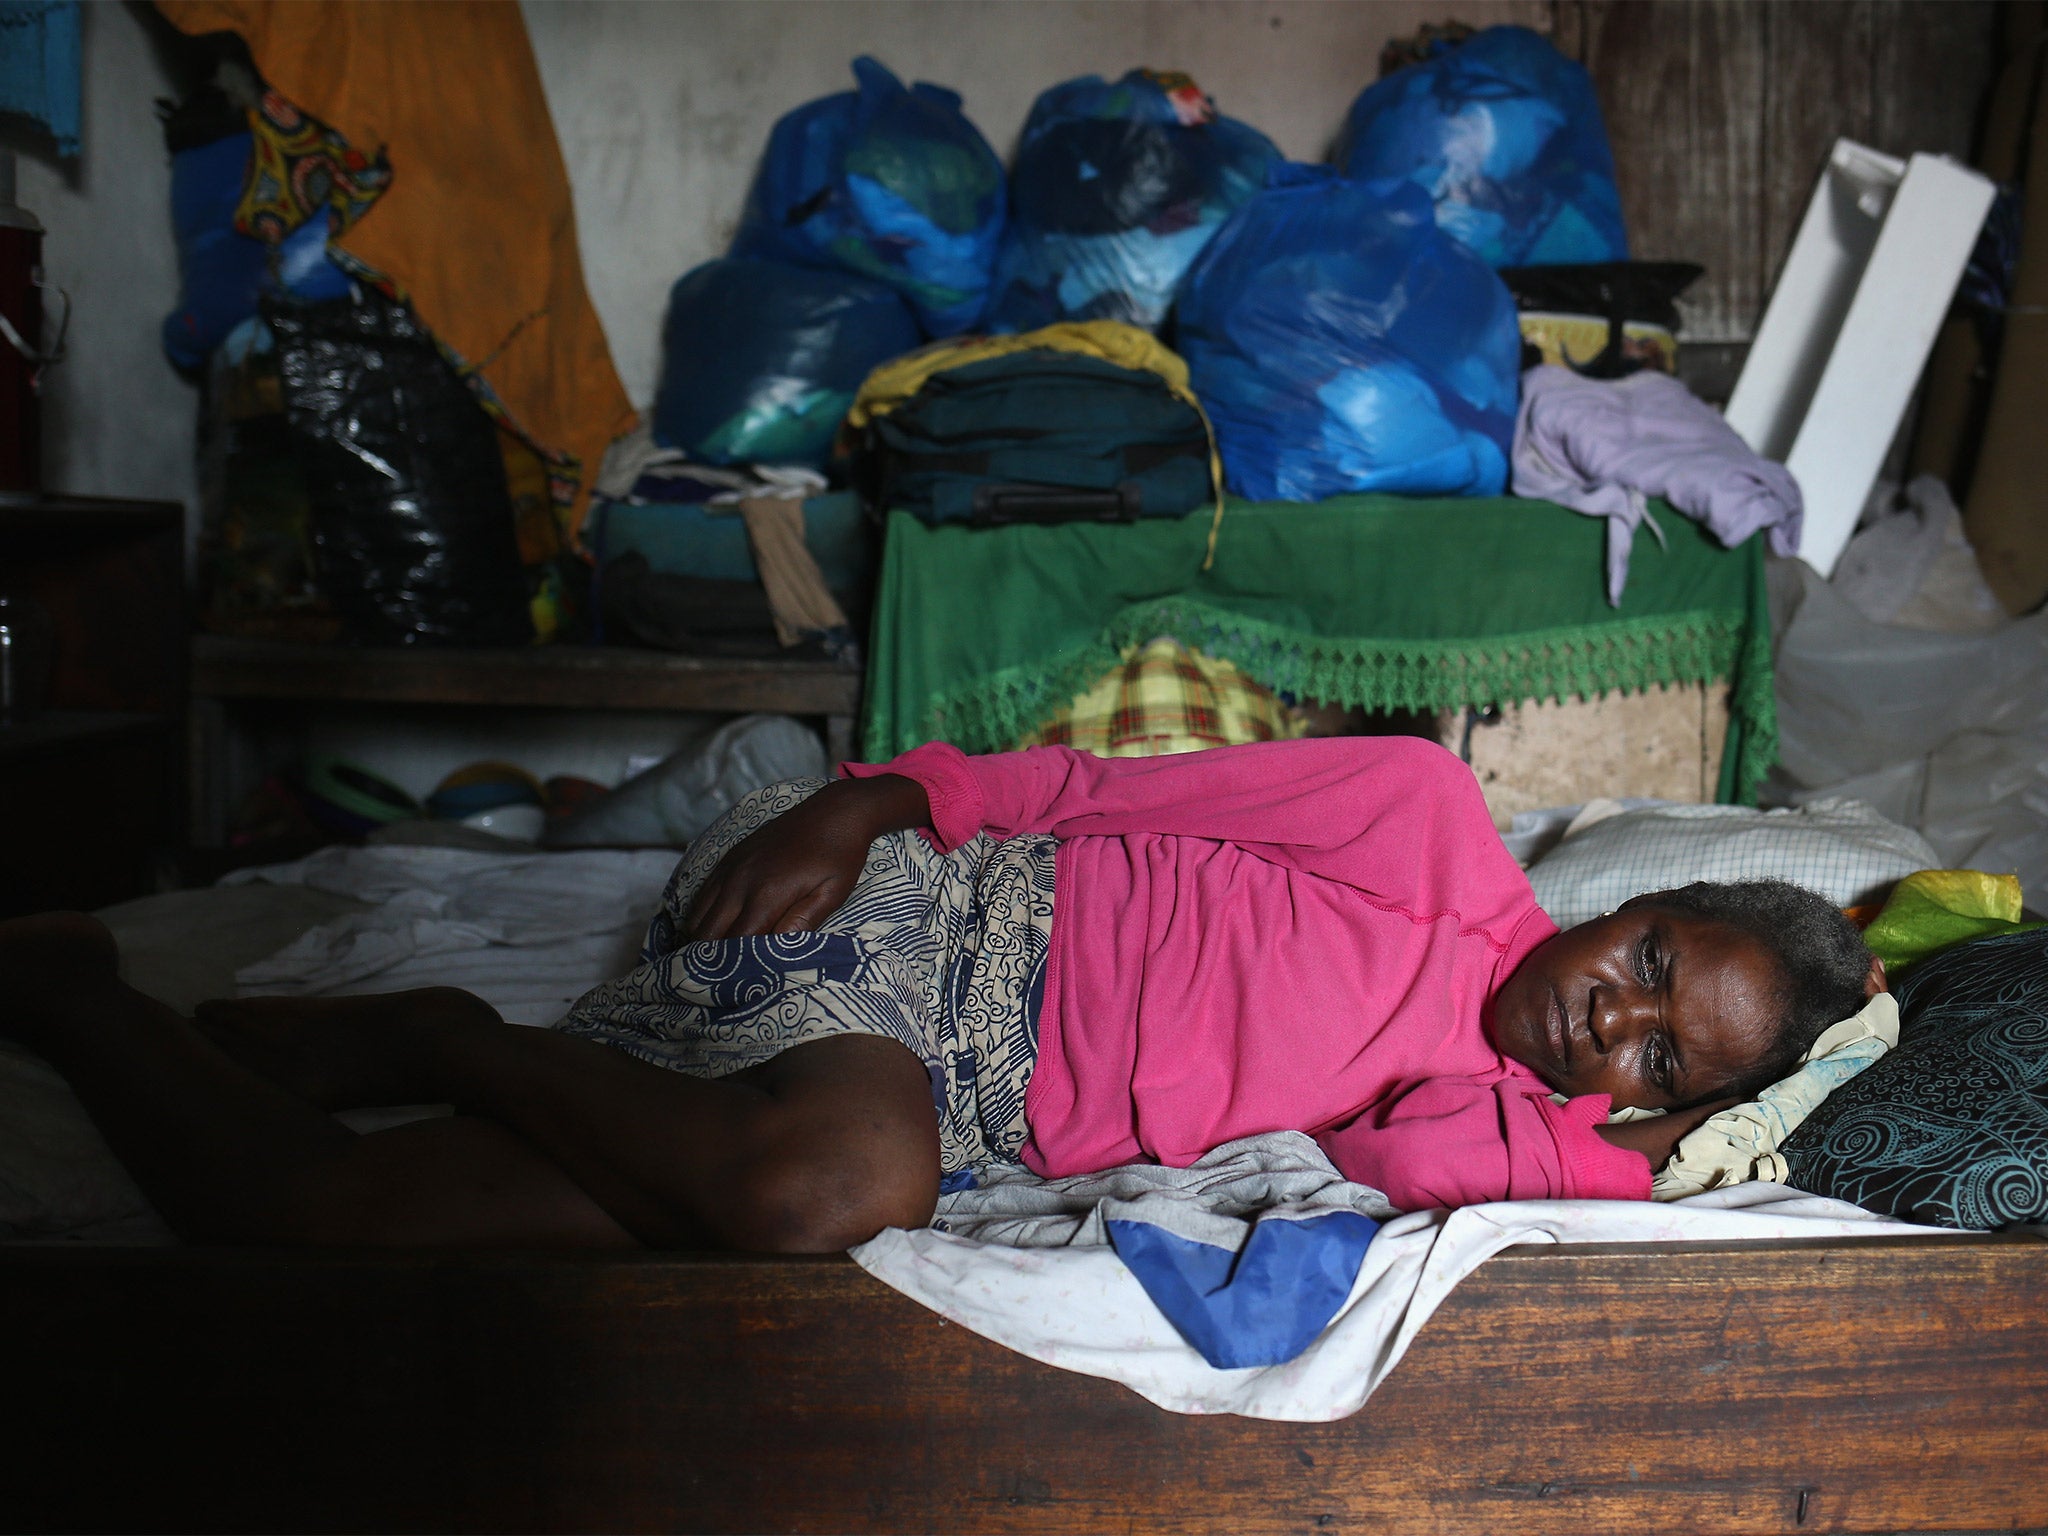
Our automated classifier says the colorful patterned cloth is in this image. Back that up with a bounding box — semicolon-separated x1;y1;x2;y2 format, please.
1018;636;1304;756
235;87;390;244
555;778;1056;1176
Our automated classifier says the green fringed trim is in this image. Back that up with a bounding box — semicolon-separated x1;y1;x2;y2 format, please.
914;596;1778;805
1725;602;1779;806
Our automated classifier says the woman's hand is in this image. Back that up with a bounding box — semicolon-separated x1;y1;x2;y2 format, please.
1594;1095;1741;1170
683;774;933;942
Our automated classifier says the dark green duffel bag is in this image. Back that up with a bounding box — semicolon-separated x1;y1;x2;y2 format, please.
861;348;1215;526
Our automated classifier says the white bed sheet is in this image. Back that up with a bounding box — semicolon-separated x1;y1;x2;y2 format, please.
222;843;680;1025
3;844;675;1243
852;1134;1943;1422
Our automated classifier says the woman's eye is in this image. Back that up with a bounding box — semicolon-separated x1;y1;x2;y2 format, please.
1635;936;1661;986
1646;1037;1674;1091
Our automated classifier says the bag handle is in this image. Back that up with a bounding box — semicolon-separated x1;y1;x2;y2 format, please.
968;483;1140;527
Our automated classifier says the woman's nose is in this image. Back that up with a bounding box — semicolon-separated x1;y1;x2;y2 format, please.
1589;986;1654;1054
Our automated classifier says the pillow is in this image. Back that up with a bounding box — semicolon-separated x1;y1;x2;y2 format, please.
1780;928;2048;1229
1650;992;1899;1200
1527;796;1939;928
0;1041;170;1243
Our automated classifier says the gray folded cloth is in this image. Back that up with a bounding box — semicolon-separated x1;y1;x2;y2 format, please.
1511;364;1803;604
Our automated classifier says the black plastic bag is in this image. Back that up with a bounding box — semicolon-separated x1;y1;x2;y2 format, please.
1495;260;1703;331
1497;259;1703;377
265;290;533;646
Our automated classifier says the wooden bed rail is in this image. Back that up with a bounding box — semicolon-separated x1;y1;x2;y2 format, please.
4;1234;2044;1534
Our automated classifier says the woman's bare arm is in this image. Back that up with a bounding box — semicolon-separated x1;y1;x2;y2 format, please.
1594;1096;1741;1170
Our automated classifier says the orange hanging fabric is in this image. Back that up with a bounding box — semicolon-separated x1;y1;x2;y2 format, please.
157;0;635;543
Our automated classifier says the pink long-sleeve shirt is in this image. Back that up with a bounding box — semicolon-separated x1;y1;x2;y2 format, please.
844;736;1652;1210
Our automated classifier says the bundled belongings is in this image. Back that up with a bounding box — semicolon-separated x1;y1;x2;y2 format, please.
986;69;1280;334
265;289;534;646
650;256;921;470
1334;24;1628;269
733;55;1006;338
586;445;866;661
160;78;366;371
850;320;1217;527
160;0;637;543
590;431;878;599
195;318;337;642
1176;165;1521;501
596;554;797;659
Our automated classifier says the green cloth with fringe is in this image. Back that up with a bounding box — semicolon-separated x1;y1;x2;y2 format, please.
861;494;1776;804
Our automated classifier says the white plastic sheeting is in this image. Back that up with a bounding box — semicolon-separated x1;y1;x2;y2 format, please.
1767;554;2048;906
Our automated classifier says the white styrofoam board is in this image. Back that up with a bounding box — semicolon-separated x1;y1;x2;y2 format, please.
1726;141;1905;461
1725;140;1994;579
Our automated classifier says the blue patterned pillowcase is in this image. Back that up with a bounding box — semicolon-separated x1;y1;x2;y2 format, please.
1780;928;2048;1229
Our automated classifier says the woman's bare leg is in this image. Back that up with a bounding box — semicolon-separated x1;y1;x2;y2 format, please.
0;914;635;1248
194;988;942;1251
5;914;940;1251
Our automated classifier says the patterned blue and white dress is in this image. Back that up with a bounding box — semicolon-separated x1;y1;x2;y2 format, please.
554;779;1056;1176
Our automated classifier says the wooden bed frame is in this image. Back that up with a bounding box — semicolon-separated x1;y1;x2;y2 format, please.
5;1232;2044;1533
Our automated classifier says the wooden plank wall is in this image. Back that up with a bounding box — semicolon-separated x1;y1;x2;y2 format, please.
1552;1;2000;343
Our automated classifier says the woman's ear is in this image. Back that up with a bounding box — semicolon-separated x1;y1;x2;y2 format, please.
1864;954;1888;997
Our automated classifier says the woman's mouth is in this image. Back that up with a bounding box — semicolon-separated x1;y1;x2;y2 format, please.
1546;985;1571;1077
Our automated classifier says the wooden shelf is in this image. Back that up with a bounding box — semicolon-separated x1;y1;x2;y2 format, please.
187;635;866;848
0;710;168;766
190;635;862;716
0;492;184;534
0;494;185;914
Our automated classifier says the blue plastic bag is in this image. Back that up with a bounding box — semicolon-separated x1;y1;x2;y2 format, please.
650;257;921;468
162;131;353;371
1176;164;1522;501
986;70;1280;333
1333;25;1627;268
732;56;1005;338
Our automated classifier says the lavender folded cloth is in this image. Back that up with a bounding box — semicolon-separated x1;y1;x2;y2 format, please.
1511;365;1802;605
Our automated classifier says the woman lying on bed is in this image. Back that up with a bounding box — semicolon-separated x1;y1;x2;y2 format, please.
2;737;1884;1251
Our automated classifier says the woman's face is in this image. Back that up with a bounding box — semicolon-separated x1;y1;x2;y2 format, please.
1489;905;1787;1110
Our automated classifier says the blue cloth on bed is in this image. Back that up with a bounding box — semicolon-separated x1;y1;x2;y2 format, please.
1106;1205;1380;1368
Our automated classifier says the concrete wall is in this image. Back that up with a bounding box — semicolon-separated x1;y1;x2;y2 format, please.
523;0;1547;409
9;2;197;510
